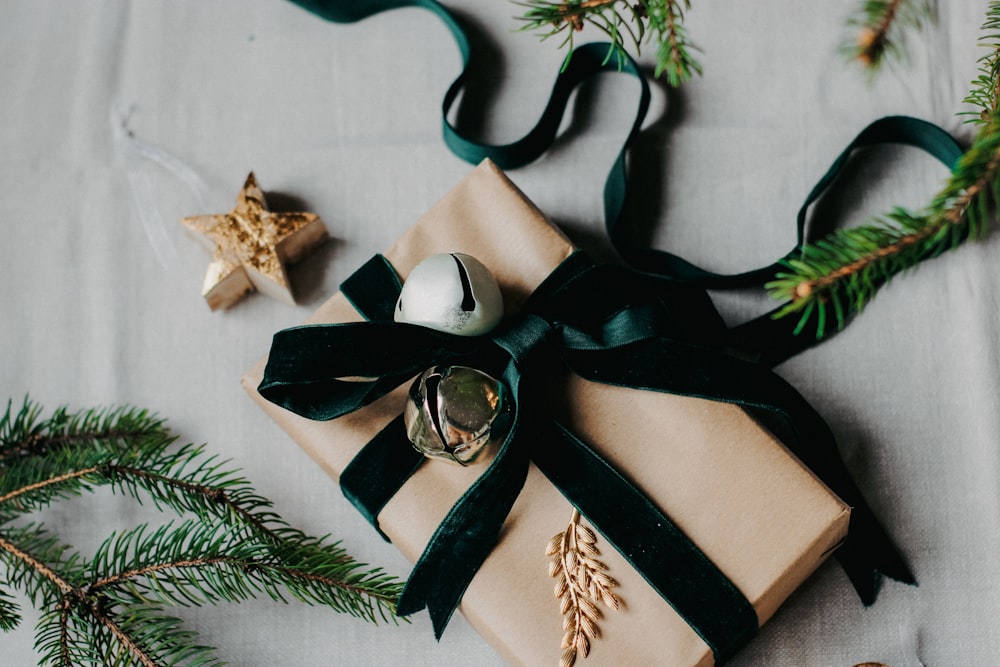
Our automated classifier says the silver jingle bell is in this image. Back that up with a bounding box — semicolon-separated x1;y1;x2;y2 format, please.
394;253;504;336
403;365;506;466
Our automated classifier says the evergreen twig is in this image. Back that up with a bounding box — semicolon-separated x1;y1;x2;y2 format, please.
767;2;1000;339
514;0;702;86
842;0;935;73
0;397;404;666
963;2;1000;124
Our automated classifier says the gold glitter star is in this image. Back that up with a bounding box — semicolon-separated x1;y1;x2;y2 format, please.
181;173;328;310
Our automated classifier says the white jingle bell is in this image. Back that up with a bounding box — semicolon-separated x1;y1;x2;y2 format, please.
394;253;503;336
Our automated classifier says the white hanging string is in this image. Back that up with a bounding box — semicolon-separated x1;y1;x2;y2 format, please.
110;101;214;268
898;622;925;667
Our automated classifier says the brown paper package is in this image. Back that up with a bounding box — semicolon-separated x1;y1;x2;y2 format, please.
242;160;850;667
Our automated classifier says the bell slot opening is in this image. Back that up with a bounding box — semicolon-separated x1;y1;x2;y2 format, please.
425;373;448;444
451;254;477;312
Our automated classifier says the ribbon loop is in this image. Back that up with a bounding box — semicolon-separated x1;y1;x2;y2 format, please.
259;322;481;420
340;254;403;321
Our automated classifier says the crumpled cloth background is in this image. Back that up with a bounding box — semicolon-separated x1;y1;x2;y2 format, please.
0;1;996;664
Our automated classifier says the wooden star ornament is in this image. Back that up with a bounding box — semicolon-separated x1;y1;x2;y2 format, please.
181;173;328;310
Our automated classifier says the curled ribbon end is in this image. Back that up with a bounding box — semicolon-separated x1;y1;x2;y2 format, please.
429;603;458;641
394;586;426;619
837;528;917;606
397;585;457;640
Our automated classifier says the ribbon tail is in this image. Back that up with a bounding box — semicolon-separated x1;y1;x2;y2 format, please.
396;409;529;638
396;583;454;641
739;410;916;601
837;505;917;605
340;415;424;541
743;400;917;602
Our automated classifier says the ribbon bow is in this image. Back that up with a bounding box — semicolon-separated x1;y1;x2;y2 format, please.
259;251;913;663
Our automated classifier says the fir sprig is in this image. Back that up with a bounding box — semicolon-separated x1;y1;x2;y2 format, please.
0;585;22;631
514;0;702;86
842;0;935;72
0;397;404;666
768;121;1000;334
767;2;1000;337
964;2;1000;124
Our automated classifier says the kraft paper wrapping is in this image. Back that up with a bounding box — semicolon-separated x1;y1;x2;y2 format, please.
242;160;850;666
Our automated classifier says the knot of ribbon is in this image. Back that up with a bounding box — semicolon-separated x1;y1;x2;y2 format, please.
259;251;914;663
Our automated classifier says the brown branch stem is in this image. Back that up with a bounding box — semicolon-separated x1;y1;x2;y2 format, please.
59;597;71;667
663;2;684;70
0;467;100;505
116;466;275;539
561;510;584;651
571;0;619;11
857;0;902;65
547;0;623;30
90;557;229;591
0;463;394;602
873;0;902;39
280;566;400;605
0;428;157;465
0;528;165;666
92;553;398;606
794;223;937;299
944;146;1000;222
88;603;162;667
0;462;273;541
0;530;168;666
0;533;73;594
794;140;1000;300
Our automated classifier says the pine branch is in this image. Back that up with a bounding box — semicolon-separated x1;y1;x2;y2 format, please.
643;0;700;85
768;3;1000;337
768;114;1000;336
0;525;80;608
85;602;223;667
0;584;22;631
842;0;934;73
0;399;168;466
514;0;701;86
0;416;280;542
0;398;405;666
83;520;401;620
963;2;1000;124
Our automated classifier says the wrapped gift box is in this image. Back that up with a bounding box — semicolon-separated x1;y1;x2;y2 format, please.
242;160;849;666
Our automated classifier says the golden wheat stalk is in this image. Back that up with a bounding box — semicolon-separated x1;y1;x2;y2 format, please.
546;509;621;667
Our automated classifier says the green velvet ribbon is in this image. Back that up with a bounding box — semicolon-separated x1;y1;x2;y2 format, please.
261;251;912;661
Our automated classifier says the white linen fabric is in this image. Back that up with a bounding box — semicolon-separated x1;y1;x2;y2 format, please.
0;1;997;664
